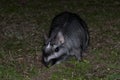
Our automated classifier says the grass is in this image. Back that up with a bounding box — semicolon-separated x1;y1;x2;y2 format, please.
51;60;91;80
0;0;120;80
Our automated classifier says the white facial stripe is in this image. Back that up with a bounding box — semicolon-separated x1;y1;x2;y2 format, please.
47;49;65;62
47;53;58;61
53;45;57;49
46;42;51;49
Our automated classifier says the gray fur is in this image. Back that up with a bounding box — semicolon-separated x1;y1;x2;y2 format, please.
42;12;89;67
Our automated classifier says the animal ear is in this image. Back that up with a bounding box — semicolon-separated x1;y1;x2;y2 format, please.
57;32;64;44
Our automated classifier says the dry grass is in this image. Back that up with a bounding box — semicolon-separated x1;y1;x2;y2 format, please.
0;0;120;80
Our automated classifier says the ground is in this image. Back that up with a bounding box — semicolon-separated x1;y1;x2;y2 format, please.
0;0;120;80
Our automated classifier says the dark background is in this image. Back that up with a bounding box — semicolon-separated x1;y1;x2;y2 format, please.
0;0;119;80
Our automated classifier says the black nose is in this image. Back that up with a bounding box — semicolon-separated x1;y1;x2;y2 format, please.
42;57;57;68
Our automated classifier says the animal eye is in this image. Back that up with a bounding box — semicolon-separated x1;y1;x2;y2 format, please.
55;47;59;52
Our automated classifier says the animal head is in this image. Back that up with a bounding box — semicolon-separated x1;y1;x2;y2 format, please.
42;32;67;67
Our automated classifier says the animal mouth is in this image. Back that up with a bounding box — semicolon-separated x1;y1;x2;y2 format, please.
42;53;67;67
42;56;55;67
42;58;58;67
